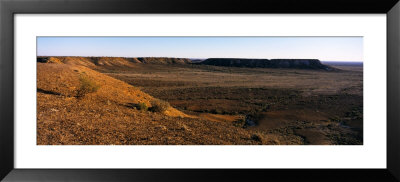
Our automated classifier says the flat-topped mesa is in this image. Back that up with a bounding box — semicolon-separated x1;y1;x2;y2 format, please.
200;58;334;70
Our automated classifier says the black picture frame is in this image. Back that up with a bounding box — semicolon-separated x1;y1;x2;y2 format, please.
1;0;399;181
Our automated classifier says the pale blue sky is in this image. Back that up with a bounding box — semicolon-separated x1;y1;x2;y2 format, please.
37;37;363;62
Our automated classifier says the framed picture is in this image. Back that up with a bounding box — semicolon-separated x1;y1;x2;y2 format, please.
1;0;399;181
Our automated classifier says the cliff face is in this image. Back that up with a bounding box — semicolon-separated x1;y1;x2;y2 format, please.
200;58;334;70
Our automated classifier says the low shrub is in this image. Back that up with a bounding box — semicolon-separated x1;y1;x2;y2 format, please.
251;132;265;143
149;99;170;112
211;108;223;114
76;75;100;97
233;117;246;127
136;102;148;111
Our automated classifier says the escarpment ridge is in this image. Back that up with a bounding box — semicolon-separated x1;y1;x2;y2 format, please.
37;56;335;70
37;56;191;65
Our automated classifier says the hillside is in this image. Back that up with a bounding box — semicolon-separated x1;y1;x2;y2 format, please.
199;58;335;70
37;60;270;145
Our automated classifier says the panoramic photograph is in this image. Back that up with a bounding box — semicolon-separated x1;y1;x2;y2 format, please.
36;37;363;145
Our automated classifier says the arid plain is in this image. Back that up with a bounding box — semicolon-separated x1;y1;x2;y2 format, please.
37;57;363;145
